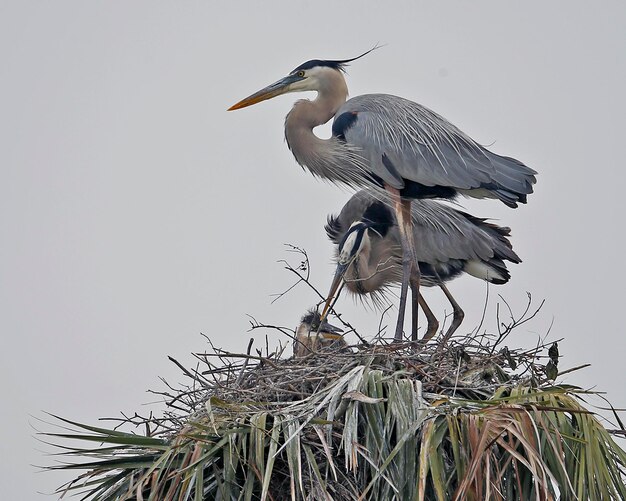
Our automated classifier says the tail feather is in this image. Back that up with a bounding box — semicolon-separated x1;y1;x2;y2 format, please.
464;258;511;285
485;150;537;206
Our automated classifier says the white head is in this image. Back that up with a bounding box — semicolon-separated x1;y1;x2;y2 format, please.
228;48;378;111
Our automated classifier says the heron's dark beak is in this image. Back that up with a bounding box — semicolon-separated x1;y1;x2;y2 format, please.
319;319;343;335
318;318;344;340
319;262;349;323
228;74;301;111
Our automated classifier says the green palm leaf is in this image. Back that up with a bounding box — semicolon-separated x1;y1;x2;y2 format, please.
42;321;626;500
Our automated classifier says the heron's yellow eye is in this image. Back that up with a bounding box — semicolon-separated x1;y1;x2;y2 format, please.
297;70;305;77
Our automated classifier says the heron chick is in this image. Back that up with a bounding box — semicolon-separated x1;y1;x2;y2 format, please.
293;309;346;358
321;191;521;343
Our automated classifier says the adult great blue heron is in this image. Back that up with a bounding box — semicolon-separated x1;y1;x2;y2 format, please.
228;50;536;341
320;191;521;343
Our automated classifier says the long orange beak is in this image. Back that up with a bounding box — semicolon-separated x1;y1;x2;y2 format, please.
228;74;299;111
319;263;349;323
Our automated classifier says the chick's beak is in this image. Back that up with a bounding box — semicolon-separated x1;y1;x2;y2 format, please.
317;315;344;340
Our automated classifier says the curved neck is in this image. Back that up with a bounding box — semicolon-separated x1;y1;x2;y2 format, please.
345;233;401;294
284;71;348;173
344;235;374;291
293;69;349;128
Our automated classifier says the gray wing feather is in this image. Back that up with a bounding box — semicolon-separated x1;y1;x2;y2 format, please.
337;95;537;201
410;199;520;265
331;191;519;267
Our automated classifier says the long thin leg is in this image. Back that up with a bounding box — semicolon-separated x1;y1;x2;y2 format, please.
393;196;410;342
409;259;436;341
401;198;421;340
410;275;418;341
395;265;410;341
438;282;464;343
416;292;439;342
386;187;419;342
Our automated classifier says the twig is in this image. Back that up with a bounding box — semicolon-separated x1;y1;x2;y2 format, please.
557;364;591;377
236;338;254;387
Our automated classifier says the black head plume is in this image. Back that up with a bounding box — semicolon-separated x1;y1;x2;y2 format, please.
291;45;381;74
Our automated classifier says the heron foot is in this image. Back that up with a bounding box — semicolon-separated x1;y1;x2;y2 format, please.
441;309;464;344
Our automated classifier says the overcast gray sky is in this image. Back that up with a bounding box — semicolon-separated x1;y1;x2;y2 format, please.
2;1;625;498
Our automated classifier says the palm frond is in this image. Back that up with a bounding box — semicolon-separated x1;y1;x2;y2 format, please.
41;331;626;500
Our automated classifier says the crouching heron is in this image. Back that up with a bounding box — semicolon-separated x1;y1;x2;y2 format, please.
293;309;347;358
320;191;521;343
228;49;536;341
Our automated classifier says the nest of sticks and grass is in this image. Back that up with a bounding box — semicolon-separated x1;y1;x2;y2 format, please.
44;247;626;501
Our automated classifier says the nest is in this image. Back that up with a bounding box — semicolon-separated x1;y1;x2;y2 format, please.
45;290;626;500
186;330;554;426
142;295;552;435
65;296;571;499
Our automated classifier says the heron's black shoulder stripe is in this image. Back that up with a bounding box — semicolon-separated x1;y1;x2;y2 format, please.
332;112;359;141
325;214;343;243
398;180;457;200
419;261;464;283
292;59;346;73
362;201;393;237
381;154;406;187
